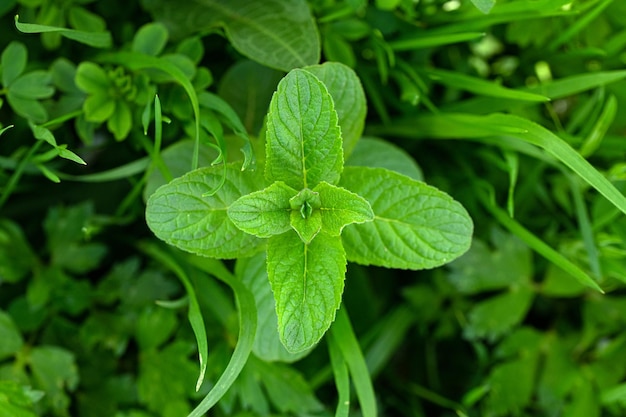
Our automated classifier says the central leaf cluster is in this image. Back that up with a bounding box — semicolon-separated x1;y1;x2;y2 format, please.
226;67;374;352
145;62;473;354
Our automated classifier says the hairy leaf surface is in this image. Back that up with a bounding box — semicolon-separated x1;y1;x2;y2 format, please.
304;62;366;156
339;167;473;269
228;181;296;238
267;231;346;353
315;182;374;235
144;0;319;71
266;69;343;189
146;164;264;259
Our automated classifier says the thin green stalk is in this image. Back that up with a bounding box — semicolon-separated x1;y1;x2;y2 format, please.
0;140;43;210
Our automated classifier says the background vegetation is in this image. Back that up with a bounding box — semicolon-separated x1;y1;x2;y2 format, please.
2;0;626;416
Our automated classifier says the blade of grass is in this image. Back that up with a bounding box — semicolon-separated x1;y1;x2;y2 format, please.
372;113;626;218
485;113;626;217
569;174;602;279
138;242;208;391
56;158;150;182
363;306;415;378
548;0;614;51
388;32;484;51
580;94;617;158
425;68;549;102
331;307;377;417
328;332;351;417
184;255;257;417
14;15;112;48
478;184;604;293
442;71;626;114
527;71;626;99
0;140;43;210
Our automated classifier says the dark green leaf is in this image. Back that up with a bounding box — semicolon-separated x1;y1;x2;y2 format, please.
8;71;54;99
346;137;423;181
145;0;320;71
28;346;79;415
0;311;23;360
1;41;27;87
132;22;169;56
0;219;36;283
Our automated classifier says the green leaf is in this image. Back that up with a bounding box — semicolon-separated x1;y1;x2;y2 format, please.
138;243;210;391
315;182;373;235
1;41;27;87
266;69;343;189
144;140;218;201
75;62;111;94
339;166;473;269
228;181;296;238
236;253;311;362
249;357;324;414
448;230;532;294
145;163;265;259
5;93;48;123
0;381;40;417
83;93;115;122
15;15;112;48
289;188;323;243
137;341;196;416
330;308;377;417
28;346;79;415
198;91;255;170
485;328;542;416
0;219;36;283
0;311;23;360
132;22;169;56
50;58;81;94
304;62;366;156
218;60;283;134
388;32;485;51
107;100;132;140
464;285;534;341
184;256;257;417
267;231;346;353
135;306;178;350
8;71;54;99
346;137;423;181
145;0;320;71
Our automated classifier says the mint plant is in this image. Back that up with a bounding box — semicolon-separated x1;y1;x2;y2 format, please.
146;62;473;353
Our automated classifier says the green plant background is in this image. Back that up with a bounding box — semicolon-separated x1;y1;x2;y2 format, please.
2;0;626;416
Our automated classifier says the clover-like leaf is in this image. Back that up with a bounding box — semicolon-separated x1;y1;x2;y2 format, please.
1;41;27;87
8;71;54;99
339;166;473;270
267;231;346;353
146;163;265;259
228;181;296;238
265;69;343;190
